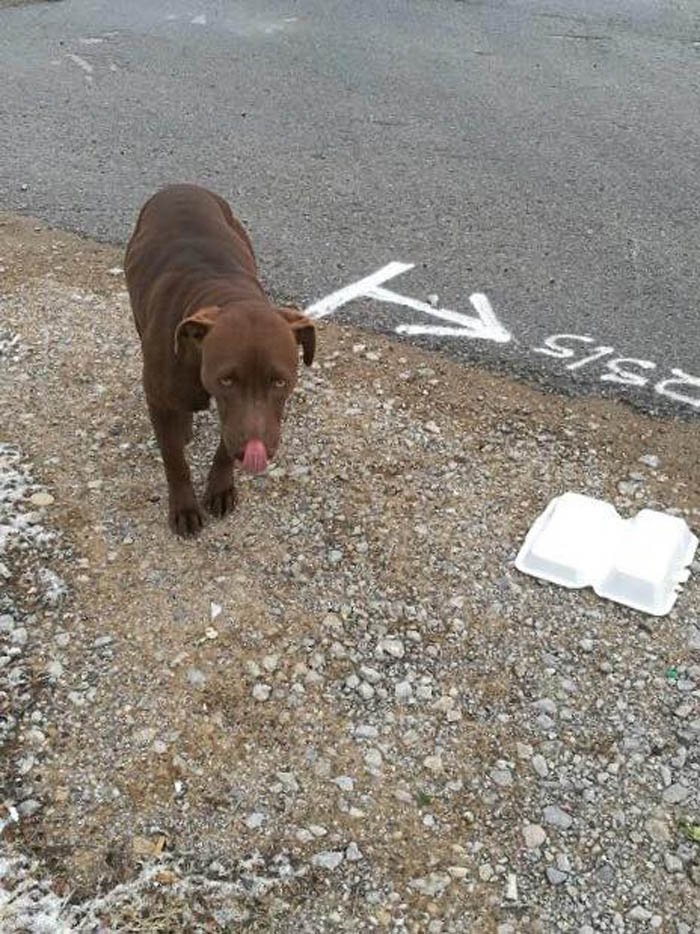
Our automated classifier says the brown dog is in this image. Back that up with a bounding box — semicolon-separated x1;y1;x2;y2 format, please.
124;184;315;537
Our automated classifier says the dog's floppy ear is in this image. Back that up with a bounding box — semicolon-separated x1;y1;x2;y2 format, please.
174;306;221;356
276;306;316;366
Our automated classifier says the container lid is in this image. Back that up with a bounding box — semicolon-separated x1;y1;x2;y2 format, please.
515;492;698;616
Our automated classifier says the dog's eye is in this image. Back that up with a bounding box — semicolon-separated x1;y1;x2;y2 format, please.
219;377;234;387
272;377;287;389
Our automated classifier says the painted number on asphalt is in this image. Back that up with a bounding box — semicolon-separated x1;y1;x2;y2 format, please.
534;334;700;410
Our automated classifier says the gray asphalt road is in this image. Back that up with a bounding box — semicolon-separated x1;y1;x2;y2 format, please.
1;0;699;416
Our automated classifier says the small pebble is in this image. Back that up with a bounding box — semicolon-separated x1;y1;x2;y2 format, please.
364;748;383;770
312;850;344;870
17;799;41;818
378;637;405;659
345;842;363;862
355;724;378;739
358;681;374;700
423;755;443;773
490;768;512;788
639;454;660;469
359;665;381;684
523;824;546;849
29;492;54;507
546;867;568;886
662;783;689;805
252;683;272;701
532;754;549;778
187;668;206;688
533;698;557;717
395;680;413;701
543;805;573;829
504;873;518;901
409;873;451;897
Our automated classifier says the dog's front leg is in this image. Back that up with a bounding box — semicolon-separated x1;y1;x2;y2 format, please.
204;439;237;519
148;404;204;537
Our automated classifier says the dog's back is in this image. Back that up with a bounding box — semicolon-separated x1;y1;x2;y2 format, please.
125;184;259;337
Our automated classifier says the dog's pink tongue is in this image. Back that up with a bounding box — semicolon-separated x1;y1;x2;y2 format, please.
241;439;268;474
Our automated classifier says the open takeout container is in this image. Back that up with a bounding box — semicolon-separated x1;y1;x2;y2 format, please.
515;492;698;616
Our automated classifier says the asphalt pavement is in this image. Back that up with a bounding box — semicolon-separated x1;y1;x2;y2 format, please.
1;0;699;415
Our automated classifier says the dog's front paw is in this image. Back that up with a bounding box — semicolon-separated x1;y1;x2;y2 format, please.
204;483;237;519
170;503;205;538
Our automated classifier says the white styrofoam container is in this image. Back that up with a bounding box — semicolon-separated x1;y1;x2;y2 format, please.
515;492;698;616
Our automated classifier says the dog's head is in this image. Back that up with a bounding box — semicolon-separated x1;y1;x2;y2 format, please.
174;303;315;472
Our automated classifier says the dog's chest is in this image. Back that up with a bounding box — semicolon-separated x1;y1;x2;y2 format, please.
192;391;211;412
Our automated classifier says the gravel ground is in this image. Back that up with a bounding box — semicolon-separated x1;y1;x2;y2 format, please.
0;213;699;931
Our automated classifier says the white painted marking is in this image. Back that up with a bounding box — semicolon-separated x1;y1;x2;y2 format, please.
308;262;698;414
533;334;593;359
191;14;207;25
534;331;699;412
566;345;614;371
655;369;700;410
600;357;656;387
394;292;510;343
307;263;510;343
66;53;93;75
305;262;414;319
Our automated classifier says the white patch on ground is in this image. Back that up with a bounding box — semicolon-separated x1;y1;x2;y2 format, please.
65;53;93;76
37;567;67;606
0;328;24;364
0;856;72;934
0;447;72;932
0;851;303;930
0;445;54;558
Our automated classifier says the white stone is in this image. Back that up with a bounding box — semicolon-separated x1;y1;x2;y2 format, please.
364;748;383;770
409;873;450;897
252;683;272;701
345;842;363;862
395;680;413;701
543;805;573;829
30;491;54;507
504;873;518;901
523;823;546;849
379;637;405;659
423;755;443;773
312;850;344;870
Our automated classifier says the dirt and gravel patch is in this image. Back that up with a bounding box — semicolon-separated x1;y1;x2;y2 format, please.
1;213;699;931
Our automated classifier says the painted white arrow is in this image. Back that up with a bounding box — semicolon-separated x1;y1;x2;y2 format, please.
305;262;511;344
305;262;415;319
